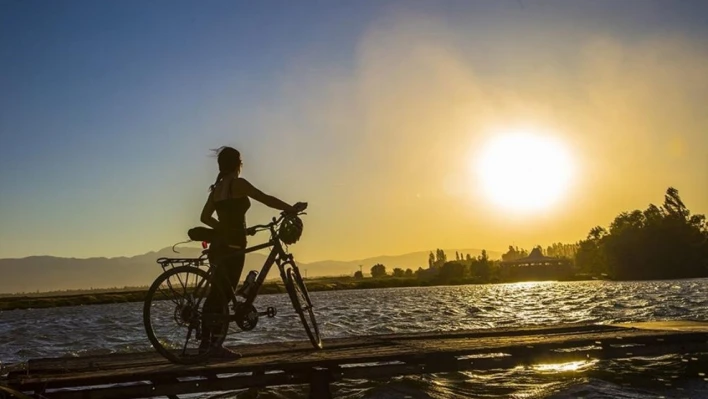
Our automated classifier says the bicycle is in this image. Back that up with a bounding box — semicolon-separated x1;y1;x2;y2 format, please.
142;207;321;364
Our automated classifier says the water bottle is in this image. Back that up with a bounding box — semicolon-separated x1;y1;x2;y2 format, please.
239;271;258;297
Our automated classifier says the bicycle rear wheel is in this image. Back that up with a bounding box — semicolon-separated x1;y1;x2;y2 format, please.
143;266;229;364
285;266;322;349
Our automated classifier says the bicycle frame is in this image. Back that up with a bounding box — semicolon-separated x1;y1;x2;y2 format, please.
201;228;301;312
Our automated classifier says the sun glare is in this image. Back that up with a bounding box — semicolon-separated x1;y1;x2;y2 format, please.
533;360;597;373
475;131;574;213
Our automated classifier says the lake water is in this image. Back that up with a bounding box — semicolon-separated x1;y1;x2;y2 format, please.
2;279;708;398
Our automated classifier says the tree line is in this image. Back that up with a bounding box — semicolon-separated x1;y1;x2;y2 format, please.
359;248;501;284
574;187;708;280
354;187;708;283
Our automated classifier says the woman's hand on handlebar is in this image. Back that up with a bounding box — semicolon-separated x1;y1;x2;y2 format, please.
281;202;307;215
287;202;308;214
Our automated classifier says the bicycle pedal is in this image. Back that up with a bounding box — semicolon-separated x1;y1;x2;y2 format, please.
258;307;277;318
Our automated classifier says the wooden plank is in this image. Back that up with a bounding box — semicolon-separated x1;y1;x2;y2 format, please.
24;338;387;375
615;320;708;332
0;384;35;399
26;371;315;399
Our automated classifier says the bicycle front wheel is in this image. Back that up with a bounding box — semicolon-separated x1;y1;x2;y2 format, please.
285;266;322;349
143;266;229;364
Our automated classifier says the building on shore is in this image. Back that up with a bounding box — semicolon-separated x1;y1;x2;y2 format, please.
499;247;573;281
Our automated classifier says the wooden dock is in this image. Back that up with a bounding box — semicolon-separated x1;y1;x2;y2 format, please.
2;321;708;399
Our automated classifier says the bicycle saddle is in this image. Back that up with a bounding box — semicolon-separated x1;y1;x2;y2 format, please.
187;227;218;243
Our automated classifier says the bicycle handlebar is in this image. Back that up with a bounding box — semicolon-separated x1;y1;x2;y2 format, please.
246;203;308;236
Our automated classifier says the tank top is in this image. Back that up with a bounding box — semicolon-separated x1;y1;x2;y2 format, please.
213;177;251;247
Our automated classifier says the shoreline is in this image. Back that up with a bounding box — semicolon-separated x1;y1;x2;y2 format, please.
0;275;609;312
11;274;708;312
2;274;705;312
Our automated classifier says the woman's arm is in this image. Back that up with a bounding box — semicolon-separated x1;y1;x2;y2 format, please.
234;178;296;212
200;191;220;229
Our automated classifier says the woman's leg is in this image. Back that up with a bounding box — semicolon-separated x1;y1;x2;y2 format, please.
209;250;244;345
201;248;245;349
202;250;245;359
224;251;246;293
200;246;231;349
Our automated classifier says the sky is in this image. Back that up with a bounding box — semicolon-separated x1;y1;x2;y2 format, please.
1;0;707;262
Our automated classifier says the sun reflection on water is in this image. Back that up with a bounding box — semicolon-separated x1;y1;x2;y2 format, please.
532;359;599;373
503;281;556;289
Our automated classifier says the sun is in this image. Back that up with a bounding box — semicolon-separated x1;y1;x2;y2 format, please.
474;131;574;213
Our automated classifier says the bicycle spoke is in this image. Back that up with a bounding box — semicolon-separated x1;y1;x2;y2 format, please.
158;285;183;306
174;272;189;297
191;276;209;308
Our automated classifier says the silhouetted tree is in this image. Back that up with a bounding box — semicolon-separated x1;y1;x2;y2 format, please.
354;271;364;279
439;261;467;282
392;268;405;278
405;268;414;277
575;187;708;280
470;250;491;280
435;249;448;268
546;242;579;259
479;249;489;262
664;187;689;219
428;249;448;270
371;264;387;278
575;229;606;276
502;246;528;261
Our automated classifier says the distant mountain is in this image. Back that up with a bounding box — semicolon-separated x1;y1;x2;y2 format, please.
0;247;499;294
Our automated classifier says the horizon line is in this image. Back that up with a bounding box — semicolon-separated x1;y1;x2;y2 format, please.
0;245;509;264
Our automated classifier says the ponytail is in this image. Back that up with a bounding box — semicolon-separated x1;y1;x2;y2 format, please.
209;171;225;192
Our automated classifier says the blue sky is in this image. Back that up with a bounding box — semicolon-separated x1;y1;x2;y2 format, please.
1;0;375;258
2;1;708;261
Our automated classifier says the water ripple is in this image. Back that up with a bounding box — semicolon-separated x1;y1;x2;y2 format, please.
2;279;708;398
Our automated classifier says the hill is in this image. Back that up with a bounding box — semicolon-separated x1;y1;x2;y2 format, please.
0;247;499;294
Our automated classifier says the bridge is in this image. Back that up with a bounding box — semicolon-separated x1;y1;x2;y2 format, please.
2;321;707;399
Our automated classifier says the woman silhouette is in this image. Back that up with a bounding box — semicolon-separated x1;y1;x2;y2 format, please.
199;146;305;357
